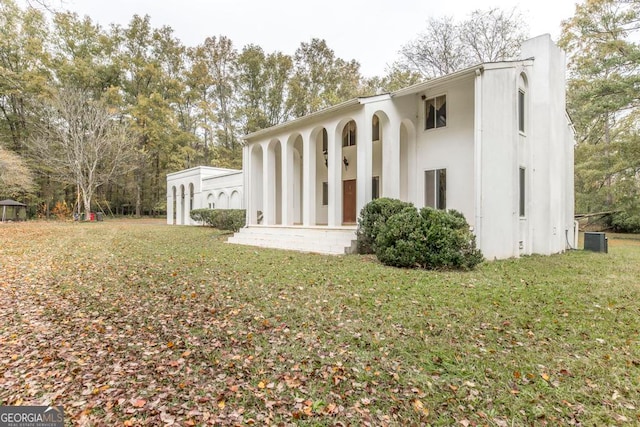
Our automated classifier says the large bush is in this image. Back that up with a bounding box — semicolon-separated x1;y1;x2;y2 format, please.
357;197;414;254
610;211;640;233
190;209;246;232
374;203;483;270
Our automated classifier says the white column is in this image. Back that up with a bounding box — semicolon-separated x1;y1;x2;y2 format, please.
263;142;274;225
356;114;372;218
383;114;401;199
166;191;173;225
327;125;341;227
281;137;294;225
242;144;250;226
302;131;316;226
178;187;184;225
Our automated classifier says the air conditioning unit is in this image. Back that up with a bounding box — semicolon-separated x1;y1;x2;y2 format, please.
584;232;608;253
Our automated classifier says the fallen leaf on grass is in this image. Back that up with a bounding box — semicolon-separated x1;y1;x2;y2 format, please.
131;399;146;408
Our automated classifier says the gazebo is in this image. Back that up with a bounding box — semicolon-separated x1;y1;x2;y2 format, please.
0;199;27;222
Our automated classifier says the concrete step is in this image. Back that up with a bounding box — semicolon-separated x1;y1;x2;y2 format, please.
227;226;357;255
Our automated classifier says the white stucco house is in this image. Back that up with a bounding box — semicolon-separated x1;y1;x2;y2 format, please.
228;34;576;259
167;166;243;225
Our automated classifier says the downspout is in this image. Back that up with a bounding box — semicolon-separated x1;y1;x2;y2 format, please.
474;67;484;249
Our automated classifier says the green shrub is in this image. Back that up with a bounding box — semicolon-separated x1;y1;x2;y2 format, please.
374;204;483;270
374;206;427;268
610;211;640;233
357;198;414;254
190;209;246;231
190;208;214;225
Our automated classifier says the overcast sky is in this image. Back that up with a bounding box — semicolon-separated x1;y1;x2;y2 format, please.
53;0;577;77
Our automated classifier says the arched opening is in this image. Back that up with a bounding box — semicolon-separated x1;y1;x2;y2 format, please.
251;144;264;224
230;190;241;209
314;127;328;225
341;120;357;224
207;193;215;209
217;192;229;209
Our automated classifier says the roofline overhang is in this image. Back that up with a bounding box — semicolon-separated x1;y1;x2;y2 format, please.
243;58;536;143
243;98;361;143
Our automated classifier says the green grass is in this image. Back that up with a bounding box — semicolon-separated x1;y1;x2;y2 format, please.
1;221;639;425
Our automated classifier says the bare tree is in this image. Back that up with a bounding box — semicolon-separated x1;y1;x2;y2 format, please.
399;8;528;79
0;145;36;198
28;88;136;219
399;16;469;78
460;8;528;63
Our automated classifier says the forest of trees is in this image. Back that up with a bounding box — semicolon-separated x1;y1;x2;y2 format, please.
1;0;639;231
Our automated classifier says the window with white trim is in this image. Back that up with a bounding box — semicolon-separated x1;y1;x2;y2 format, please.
425;169;446;210
425;95;446;130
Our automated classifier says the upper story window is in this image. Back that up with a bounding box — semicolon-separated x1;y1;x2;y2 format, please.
342;120;357;147
518;90;525;133
425;95;446;130
518;73;528;134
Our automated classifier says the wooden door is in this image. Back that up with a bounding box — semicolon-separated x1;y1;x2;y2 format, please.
343;179;357;224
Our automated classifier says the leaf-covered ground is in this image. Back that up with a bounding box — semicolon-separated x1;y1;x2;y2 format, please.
1;221;639;426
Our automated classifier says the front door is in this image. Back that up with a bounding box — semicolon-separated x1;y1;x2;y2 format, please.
343;179;357;224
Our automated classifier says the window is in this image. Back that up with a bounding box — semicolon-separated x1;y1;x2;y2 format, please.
372;115;380;141
425;169;446;210
519;167;525;217
342;120;357;147
322;182;328;206
518;90;525;133
372;176;380;200
425;95;446;130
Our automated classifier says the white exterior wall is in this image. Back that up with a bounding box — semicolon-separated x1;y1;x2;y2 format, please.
478;66;520;259
414;77;476;224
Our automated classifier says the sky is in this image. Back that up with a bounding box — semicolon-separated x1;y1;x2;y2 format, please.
51;0;578;77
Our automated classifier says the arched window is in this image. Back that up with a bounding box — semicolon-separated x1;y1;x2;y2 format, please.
342;120;357;147
518;73;528;134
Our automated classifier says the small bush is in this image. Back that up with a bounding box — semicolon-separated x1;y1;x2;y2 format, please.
357;198;414;254
374;204;483;270
52;201;72;220
190;209;246;232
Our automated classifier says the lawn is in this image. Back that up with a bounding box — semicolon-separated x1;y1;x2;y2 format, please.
0;220;638;426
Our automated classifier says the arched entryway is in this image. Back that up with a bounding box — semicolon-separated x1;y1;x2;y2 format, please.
341;120;357;224
292;135;303;224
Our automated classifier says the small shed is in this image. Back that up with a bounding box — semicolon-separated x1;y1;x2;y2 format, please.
0;199;27;222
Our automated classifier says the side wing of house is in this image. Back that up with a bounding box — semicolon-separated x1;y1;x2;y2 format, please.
478;35;575;259
166;167;243;225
